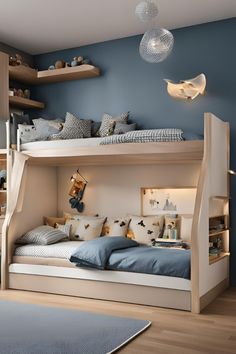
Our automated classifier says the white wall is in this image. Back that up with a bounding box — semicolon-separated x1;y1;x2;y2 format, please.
58;163;200;217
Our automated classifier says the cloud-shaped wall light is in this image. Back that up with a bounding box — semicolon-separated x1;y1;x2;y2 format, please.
164;73;206;100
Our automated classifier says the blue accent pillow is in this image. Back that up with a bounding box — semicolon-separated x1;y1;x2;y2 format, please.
70;236;138;269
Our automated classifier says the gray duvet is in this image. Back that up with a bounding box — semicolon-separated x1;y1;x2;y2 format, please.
70;236;190;279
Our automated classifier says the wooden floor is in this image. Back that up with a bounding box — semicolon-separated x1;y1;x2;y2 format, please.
0;288;236;354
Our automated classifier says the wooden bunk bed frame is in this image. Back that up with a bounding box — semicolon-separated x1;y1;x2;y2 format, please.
1;112;230;313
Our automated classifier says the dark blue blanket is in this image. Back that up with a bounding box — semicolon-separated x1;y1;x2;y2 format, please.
70;236;190;279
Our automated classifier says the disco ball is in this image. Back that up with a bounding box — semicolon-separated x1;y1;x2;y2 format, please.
139;28;174;63
135;0;158;22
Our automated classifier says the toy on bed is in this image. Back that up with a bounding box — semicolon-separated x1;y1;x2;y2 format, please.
69;170;88;212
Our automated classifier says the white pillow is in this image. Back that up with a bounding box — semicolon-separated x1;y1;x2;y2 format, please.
66;216;106;241
180;216;193;241
18;124;38;144
102;217;131;237
127;215;164;245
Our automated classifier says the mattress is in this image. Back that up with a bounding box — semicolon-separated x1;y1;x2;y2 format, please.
13;256;75;268
14;241;83;259
20;137;103;151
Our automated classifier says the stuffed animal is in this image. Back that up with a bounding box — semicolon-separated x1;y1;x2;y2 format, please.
55;60;65;69
71;56;84;67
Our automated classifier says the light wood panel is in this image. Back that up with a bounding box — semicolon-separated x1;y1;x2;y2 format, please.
9;273;191;311
0;52;9;120
0;288;235;354
22;140;204;166
9;96;45;109
191;113;230;314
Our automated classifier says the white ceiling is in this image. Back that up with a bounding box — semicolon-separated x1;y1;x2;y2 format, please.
0;0;235;55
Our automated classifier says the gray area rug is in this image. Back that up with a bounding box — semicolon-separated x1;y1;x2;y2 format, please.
0;300;151;354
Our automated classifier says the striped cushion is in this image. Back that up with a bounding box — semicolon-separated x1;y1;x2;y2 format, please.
16;225;67;245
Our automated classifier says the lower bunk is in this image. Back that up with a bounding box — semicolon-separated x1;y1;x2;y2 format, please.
10;235;191;310
9;263;191;311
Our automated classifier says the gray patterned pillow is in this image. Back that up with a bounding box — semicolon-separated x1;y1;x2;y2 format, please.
18;124;38;144
16;225;67;245
91;121;101;137
98;112;129;137
33;118;64;141
50;112;91;140
114;122;137;135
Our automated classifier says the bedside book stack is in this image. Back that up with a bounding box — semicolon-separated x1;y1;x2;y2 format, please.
151;238;189;249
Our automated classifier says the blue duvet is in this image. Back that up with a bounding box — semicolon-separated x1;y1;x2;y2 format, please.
70;236;190;279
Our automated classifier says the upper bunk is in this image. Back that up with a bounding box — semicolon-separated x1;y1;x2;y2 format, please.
18;140;204;166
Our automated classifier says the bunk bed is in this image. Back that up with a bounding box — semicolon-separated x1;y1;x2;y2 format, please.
1;112;230;313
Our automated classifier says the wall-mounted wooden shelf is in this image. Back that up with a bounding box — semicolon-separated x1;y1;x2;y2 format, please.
9;64;100;85
210;196;230;200
209;229;229;237
9;96;45;110
209;252;230;265
9;65;37;85
37;65;100;84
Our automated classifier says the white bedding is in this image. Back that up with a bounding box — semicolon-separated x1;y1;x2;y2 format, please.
20;137;103;151
14;241;83;259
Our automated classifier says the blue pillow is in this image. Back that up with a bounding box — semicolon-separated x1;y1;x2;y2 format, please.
70;236;138;269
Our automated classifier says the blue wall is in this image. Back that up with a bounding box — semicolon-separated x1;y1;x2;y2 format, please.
33;18;236;284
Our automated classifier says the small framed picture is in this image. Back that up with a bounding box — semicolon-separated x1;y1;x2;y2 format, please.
141;187;197;215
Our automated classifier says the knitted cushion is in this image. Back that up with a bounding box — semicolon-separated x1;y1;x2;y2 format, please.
50;112;91;140
98;112;129;137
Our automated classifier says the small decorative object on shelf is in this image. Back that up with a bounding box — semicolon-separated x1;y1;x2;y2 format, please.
71;56;84;67
10;87;31;99
24;89;31;99
55;60;65;69
9;53;29;67
0;170;6;190
48;56;93;70
0;203;6;215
